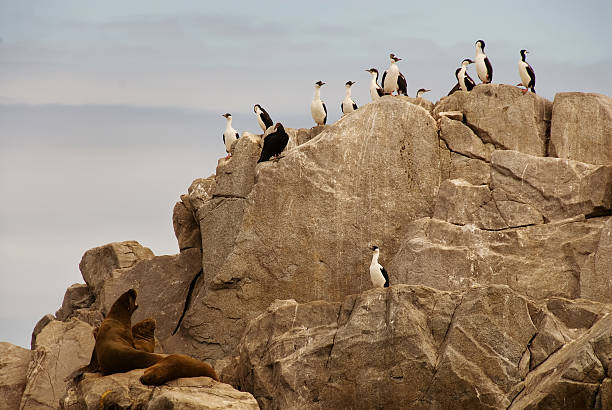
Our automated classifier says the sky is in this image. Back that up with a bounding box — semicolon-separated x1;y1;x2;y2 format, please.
1;1;611;348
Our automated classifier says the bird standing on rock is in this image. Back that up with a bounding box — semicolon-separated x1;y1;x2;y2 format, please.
457;59;476;91
341;81;358;116
254;104;274;133
382;53;408;96
369;246;389;288
258;123;289;163
475;40;493;84
366;68;384;101
221;113;239;159
311;81;327;126
517;49;536;94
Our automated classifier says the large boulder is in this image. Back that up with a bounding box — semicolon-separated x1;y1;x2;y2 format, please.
390;216;612;301
79;241;154;298
182;96;444;361
0;342;32;410
434;84;552;156
235;285;612;409
20;319;95;410
60;370;259;410
549;92;612;165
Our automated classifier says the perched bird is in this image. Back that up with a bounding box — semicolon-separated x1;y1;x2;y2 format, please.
369;246;389;288
457;59;476;91
253;104;274;132
475;40;493;84
416;88;431;98
341;81;358;115
311;81;328;126
517;49;536;94
258;122;289;163
221;113;239;159
365;68;384;101
447;82;461;96
382;53;408;96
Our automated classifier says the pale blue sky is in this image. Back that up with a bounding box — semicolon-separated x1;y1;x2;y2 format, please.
1;1;611;347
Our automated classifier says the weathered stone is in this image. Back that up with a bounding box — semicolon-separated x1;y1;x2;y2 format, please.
581;217;612;303
491;150;612;223
61;370;258;410
549;92;612;165
0;342;32;410
172;201;201;251
390;216;611;301
213;134;261;198
528;314;570;369
433;179;506;230
601;378;612;410
592;333;612;377
30;313;55;350
437;110;464;121
434;84;552;156
448;152;491;185
286;126;328;148
401;95;434;114
520;380;599;410
183;96;443;361
546;297;608;330
55;284;94;322
439;117;495;161
20;319;95;410
562;344;605;383
98;248;202;352
184;176;216;211
79;241;154;298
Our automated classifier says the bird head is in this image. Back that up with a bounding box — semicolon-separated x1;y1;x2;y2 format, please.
416;88;430;97
475;40;485;51
371;245;379;251
315;81;326;87
222;113;232;119
253;104;261;114
345;81;356;87
390;53;401;62
520;49;529;59
274;122;284;133
461;58;475;67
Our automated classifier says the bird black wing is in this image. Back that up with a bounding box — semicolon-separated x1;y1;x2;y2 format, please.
484;56;493;82
381;70;387;92
257;126;289;163
398;72;408;96
257;131;274;163
352;102;358;111
466;73;476;91
222;133;225;145
381;266;389;288
341;102;344;114
448;82;461;96
526;64;536;91
235;132;239;139
322;102;327;125
376;86;384;97
260;108;273;129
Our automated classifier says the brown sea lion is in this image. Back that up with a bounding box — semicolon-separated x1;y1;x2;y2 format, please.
131;318;156;353
140;354;219;385
95;289;218;385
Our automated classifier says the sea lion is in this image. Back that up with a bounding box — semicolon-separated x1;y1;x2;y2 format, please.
131;318;156;353
140;354;219;385
94;289;218;385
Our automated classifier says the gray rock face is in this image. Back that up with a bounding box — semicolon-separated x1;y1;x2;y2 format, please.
172;201;201;251
55;284;95;322
390;216;612;301
20;319;95;410
0;342;32;410
234;285;612;410
549;92;612;165
182;97;443;361
434;84;552;156
61;370;258;410
79;241;154;298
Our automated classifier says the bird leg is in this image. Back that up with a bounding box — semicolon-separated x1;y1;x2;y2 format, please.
272;154;282;163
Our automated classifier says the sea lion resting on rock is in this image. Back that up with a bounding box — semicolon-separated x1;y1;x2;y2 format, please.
94;289;218;385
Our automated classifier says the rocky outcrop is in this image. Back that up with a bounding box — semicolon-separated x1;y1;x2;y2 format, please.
0;342;32;410
434;84;552;156
233;284;612;410
60;370;258;410
182;96;443;360
20;319;94;410
549;92;612;165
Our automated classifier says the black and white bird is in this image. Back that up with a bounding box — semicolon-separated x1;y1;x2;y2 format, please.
475;40;493;84
457;59;476;91
311;81;327;126
341;81;358;116
365;68;384;101
258;122;289;163
369;246;389;288
416;88;431;98
221;113;239;159
253;104;274;133
517;49;536;94
382;53;408;96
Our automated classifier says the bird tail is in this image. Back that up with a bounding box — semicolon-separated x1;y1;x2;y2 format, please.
531;87;536;94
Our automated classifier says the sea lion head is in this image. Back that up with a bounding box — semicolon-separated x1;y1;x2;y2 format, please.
107;288;139;320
